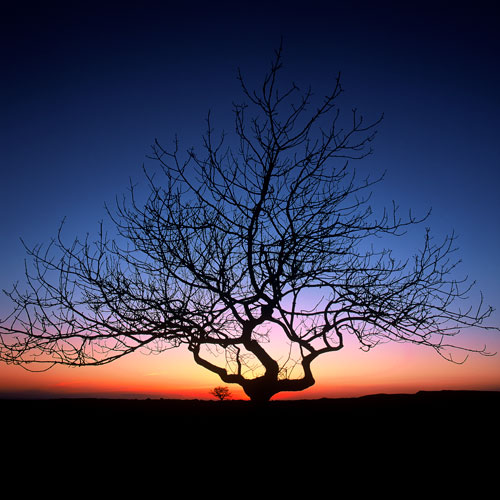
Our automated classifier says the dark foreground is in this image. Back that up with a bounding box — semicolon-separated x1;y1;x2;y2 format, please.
2;390;498;468
2;390;498;437
3;391;498;485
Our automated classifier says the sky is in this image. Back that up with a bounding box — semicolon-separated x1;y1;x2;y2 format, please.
1;0;499;400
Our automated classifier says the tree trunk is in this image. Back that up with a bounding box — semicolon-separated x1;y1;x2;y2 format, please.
242;376;280;403
192;341;318;403
242;369;316;403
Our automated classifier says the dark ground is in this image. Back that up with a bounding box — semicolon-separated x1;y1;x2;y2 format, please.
2;390;498;440
1;390;498;483
3;390;497;488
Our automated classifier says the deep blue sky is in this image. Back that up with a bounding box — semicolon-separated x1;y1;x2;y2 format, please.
1;0;499;338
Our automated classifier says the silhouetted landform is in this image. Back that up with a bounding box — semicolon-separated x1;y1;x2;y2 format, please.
2;390;498;464
2;390;498;432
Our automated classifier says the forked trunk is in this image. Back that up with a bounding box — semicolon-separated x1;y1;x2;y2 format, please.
242;371;316;403
242;376;280;403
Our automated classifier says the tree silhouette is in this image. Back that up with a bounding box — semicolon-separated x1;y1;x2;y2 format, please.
0;45;497;403
210;386;232;401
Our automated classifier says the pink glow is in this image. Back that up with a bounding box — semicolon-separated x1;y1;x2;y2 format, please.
1;335;498;400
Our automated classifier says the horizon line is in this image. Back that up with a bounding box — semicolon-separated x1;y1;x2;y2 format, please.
2;387;499;402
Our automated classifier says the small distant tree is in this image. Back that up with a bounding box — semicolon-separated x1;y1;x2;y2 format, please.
0;44;497;403
210;386;232;401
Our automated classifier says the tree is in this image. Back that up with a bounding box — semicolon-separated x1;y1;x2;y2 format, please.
210;386;232;401
0;45;497;403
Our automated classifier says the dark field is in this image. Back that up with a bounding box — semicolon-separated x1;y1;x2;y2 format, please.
2;390;499;475
2;390;498;438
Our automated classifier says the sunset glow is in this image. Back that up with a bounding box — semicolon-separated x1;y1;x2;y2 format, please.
1;334;498;400
1;2;499;402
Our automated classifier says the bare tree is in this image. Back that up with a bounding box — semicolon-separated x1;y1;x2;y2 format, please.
1;46;497;403
210;386;232;401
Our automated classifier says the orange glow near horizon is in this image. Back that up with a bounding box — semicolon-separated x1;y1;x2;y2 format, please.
1;333;499;400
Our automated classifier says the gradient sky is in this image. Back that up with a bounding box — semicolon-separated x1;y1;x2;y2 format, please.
1;0;499;400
